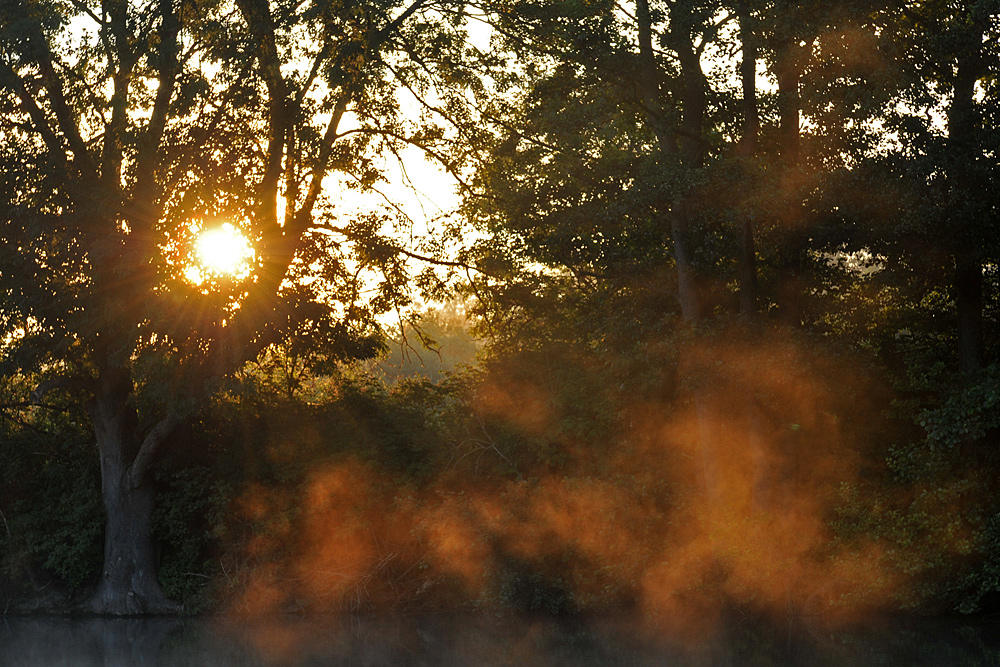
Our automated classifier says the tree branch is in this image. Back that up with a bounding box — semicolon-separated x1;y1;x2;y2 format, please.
371;0;431;48
0;61;71;177
129;411;181;488
394;246;500;278
134;0;181;199
333;127;473;193
23;22;96;175
294;92;350;231
161;56;256;197
29;376;97;404
293;35;334;110
236;0;290;225
307;221;499;278
0;401;76;413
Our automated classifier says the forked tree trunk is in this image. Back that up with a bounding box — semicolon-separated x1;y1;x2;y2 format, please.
83;372;177;615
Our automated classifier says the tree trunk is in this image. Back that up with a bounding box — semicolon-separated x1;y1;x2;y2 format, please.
634;0;704;323
737;3;768;515
738;217;759;315
83;371;177;615
737;1;759;316
774;39;803;164
948;15;987;379
635;0;721;500
773;39;810;327
955;252;984;378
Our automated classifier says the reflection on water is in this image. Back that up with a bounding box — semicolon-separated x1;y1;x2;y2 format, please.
1;613;999;666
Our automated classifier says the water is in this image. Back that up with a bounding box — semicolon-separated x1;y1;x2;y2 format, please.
1;613;999;666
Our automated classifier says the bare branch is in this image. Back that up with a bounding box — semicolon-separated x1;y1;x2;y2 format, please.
332;127;473;193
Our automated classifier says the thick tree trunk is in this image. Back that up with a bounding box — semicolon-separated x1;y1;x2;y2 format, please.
83;371;177;615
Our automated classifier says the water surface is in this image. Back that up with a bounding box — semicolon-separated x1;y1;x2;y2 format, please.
2;613;999;666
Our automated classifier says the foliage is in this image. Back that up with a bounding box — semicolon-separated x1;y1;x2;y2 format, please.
0;402;101;594
456;0;1000;617
2;0;1000;619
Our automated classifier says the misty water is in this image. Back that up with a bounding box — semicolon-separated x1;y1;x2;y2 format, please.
2;613;999;666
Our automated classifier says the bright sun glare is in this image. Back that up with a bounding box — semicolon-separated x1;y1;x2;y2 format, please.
186;223;254;283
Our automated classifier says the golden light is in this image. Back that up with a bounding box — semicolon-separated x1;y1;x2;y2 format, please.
186;223;254;283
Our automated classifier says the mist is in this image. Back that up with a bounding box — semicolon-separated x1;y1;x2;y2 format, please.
197;321;927;643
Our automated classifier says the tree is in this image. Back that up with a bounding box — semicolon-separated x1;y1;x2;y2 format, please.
877;0;998;378
462;0;914;498
0;0;491;614
466;0;792;500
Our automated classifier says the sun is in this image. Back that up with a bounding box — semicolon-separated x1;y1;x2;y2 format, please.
187;223;254;281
